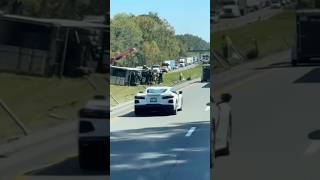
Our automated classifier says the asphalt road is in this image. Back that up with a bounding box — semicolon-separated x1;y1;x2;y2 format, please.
0;79;209;180
110;81;210;180
213;7;283;32
0;120;109;180
213;50;320;180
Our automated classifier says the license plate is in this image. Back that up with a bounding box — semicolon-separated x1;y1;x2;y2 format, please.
150;98;157;102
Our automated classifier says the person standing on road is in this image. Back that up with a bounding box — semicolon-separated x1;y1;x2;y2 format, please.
158;71;163;84
179;72;184;81
147;69;152;85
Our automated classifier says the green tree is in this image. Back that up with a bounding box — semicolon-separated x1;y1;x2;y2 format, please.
176;34;210;51
143;41;161;66
110;12;208;67
111;13;143;67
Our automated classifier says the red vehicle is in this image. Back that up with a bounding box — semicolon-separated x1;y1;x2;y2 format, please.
111;48;136;62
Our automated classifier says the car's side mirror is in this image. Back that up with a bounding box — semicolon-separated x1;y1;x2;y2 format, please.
179;91;183;94
220;93;232;103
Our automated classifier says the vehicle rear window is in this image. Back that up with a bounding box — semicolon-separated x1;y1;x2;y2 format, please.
147;89;167;93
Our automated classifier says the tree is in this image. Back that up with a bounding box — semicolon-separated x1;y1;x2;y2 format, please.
143;41;160;66
110;12;208;67
176;34;210;51
111;13;143;67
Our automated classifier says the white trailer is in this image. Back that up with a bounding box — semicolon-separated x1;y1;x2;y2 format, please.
222;0;247;17
247;0;261;11
186;57;193;65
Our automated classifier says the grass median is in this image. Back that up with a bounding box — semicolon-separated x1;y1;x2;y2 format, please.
110;64;202;107
212;7;295;62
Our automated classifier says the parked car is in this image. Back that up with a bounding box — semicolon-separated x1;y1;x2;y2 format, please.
78;95;109;169
134;86;183;115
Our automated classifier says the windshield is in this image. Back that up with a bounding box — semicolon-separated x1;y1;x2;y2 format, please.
147;88;167;93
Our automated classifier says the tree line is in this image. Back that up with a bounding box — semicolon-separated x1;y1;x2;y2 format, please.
111;12;209;67
0;0;106;19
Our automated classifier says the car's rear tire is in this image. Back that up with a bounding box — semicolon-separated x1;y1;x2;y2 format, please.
171;106;177;115
134;109;143;116
79;150;93;169
79;143;108;170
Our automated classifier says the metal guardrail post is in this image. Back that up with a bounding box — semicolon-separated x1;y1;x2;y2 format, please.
110;93;120;105
0;99;30;136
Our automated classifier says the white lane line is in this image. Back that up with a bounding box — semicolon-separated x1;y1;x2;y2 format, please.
185;127;196;137
205;106;210;111
304;141;320;155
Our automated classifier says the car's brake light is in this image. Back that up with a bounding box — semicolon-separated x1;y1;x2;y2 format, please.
163;95;174;99
135;96;145;99
79;121;95;133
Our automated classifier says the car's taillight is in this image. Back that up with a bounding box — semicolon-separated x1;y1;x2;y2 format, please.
79;121;95;133
168;99;174;103
135;96;145;99
162;95;174;99
135;100;139;103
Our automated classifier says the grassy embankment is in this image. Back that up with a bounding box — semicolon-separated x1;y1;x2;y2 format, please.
0;73;107;141
212;7;296;70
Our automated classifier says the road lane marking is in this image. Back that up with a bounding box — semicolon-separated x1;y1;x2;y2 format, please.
185;127;196;137
304;141;320;155
205;106;210;111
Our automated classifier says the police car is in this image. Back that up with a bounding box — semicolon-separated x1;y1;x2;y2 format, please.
134;86;183;115
78;95;109;169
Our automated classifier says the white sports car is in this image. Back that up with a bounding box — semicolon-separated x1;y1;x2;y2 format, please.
78;95;109;169
134;86;183;115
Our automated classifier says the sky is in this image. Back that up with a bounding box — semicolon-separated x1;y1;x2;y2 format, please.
110;0;210;43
